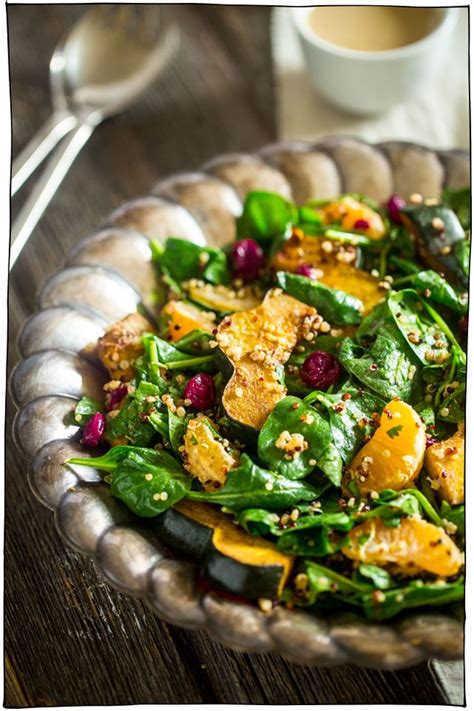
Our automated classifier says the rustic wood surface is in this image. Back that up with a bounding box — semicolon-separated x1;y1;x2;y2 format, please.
6;5;450;705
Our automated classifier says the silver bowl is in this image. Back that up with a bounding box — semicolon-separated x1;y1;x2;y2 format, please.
11;136;467;669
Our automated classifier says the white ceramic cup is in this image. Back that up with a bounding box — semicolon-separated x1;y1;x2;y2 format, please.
291;6;460;115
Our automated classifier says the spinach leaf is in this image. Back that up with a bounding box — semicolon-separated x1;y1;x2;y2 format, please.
173;329;214;354
143;334;214;372
236;191;297;245
73;396;102;425
453;239;470;279
167;409;189;453
277;527;347;556
276;271;363;326
306;386;385;464
237;506;349;538
412;271;467;314
67;445;163;472
356;564;393;590
440;501;465;538
188;454;324;511
362;577;464;620
111;449;191;517
387;290;451;364
258;396;342;485
156;238;230;285
301;560;372;606
442;187;470;230
339;335;420;402
105;382;162;447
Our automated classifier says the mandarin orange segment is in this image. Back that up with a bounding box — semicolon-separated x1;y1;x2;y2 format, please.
343;516;463;577
344;400;426;495
425;424;465;505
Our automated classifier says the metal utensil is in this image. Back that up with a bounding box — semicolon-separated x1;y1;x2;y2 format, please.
10;5;179;269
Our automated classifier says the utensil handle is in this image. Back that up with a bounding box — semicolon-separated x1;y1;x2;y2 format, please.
11;111;78;196
10;117;99;270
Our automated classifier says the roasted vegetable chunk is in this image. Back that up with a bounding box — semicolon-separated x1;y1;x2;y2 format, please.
162;300;215;342
98;313;155;382
401;204;468;288
425;424;464;505
343;517;463;577
319;195;386;239
183;415;240;490
187;280;263;313
272;231;382;315
216;289;317;430
344;400;425;495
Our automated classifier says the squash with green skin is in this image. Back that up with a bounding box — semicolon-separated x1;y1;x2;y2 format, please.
215;289;317;430
187;280;263;313
400;205;468;288
153;499;294;600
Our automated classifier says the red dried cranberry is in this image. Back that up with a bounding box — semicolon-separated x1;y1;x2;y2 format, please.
300;351;342;390
426;435;439;448
81;412;105;448
105;384;128;411
386;194;406;225
353;218;370;230
184;373;216;410
296;264;318;279
230;239;265;282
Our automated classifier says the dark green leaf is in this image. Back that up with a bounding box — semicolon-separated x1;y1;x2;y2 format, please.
258;396;342;485
111;449;191;517
156;237;230;285
73;396;102;425
188;454;325;511
308;386;385;464
276;271;363;326
413;270;467;314
362;577;464;620
236;191;297;244
356;564;393;590
442;187;470;230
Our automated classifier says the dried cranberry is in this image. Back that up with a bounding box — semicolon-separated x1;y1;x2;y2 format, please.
81;412;105;448
386;194;406;225
230;239;265;282
300;351;342;390
426;435;439;448
105;384;128;411
353;219;370;230
296;264;318;279
184;373;216;410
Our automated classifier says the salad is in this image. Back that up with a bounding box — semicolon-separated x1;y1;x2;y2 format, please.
69;187;468;620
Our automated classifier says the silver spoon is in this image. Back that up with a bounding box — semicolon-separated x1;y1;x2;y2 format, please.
10;5;179;269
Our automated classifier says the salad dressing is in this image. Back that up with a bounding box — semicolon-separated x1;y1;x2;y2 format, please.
308;6;440;52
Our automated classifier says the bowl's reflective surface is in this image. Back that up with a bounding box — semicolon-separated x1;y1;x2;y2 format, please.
12;137;467;668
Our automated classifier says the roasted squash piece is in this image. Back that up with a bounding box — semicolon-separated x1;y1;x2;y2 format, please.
182;415;240;490
272;231;358;273
344;400;425;495
162;300;216;342
187;280;263;313
319;196;386;240
271;232;383;315
97;312;155;382
154;499;294;599
400;204;468;288
215;289;316;430
425;424;464;505
343;516;463;577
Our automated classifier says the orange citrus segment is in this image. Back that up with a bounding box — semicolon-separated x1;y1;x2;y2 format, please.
343;517;463;577
344;399;426;495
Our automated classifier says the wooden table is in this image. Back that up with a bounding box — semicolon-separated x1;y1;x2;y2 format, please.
6;5;453;705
